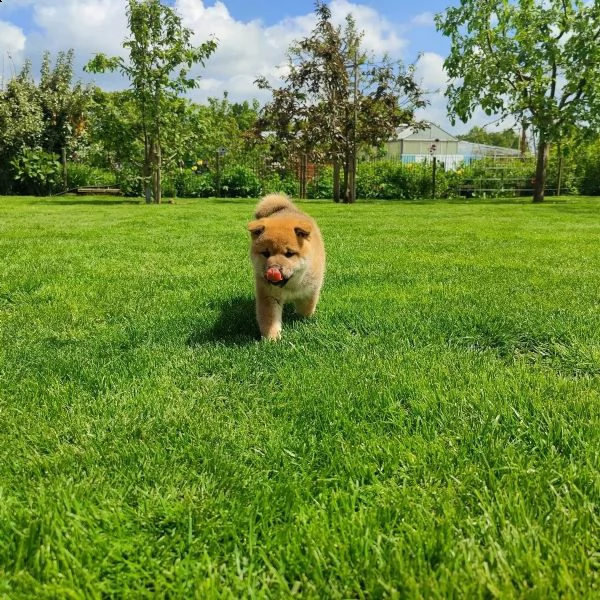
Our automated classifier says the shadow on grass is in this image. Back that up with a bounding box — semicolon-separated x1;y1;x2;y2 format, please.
188;295;259;346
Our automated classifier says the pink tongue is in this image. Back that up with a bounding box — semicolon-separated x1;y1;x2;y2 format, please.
266;268;283;282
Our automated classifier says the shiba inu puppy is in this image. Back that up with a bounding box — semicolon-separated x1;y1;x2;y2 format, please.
248;194;325;340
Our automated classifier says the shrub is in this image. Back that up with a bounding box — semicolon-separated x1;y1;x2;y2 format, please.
307;166;333;199
577;149;600;196
357;160;435;199
174;170;216;198
10;148;61;196
455;158;535;198
260;172;298;197
67;163;115;188
220;165;261;197
115;166;143;197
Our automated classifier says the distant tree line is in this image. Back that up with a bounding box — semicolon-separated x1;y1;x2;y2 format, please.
458;127;521;150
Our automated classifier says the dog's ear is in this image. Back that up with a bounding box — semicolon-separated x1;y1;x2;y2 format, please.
294;221;312;239
248;220;265;238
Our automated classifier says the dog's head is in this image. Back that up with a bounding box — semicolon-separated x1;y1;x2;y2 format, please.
248;216;313;287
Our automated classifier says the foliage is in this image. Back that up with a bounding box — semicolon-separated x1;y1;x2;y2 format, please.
356;161;431;199
257;0;425;202
0;52;90;194
115;164;144;197
458;126;520;150
10;148;61;196
436;0;600;202
66;163;116;189
194;94;261;162
307;166;334;199
174;170;216;198
220;165;262;198
0;62;44;158
38;50;91;156
85;0;217;203
453;158;535;198
574;137;600;196
260;171;298;197
85;89;143;173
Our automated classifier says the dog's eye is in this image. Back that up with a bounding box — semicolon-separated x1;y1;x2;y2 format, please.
261;250;270;258
284;251;296;258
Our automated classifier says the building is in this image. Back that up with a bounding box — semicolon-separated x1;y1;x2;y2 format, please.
457;141;521;160
381;122;522;170
382;122;463;169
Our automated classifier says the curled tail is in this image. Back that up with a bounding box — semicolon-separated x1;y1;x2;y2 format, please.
254;193;296;219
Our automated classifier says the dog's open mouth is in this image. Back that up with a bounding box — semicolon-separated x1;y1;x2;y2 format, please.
265;267;291;287
269;275;290;288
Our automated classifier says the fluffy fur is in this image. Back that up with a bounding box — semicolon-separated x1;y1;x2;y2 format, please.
248;194;325;340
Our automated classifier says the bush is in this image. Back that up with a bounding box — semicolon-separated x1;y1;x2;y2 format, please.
260;172;298;197
357;160;435;199
307;167;334;199
565;142;599;196
220;165;261;197
172;170;216;197
455;158;535;198
115;166;143;197
10;148;62;196
67;163;115;188
577;150;600;196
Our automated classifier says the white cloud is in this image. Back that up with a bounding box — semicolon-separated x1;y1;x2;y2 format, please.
411;12;435;27
32;0;127;58
3;0;128;91
412;51;516;134
413;52;449;128
330;0;408;57
174;0;411;104
415;51;446;92
0;21;27;85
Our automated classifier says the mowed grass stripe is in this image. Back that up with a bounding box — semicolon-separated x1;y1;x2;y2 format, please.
0;196;599;598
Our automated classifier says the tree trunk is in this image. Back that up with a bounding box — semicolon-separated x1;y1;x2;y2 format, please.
342;152;350;203
556;144;563;197
143;134;152;204
533;140;549;203
299;154;307;199
153;140;162;204
347;149;356;204
333;161;341;202
143;166;152;203
520;121;528;158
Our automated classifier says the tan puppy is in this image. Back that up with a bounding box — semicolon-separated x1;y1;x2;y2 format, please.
248;194;325;340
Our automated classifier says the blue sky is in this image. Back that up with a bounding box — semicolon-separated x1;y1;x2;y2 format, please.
0;0;495;134
208;0;454;58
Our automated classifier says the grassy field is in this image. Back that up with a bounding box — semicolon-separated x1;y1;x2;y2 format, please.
0;194;599;598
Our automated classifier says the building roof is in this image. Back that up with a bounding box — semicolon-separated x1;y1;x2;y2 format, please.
458;141;521;157
392;122;458;142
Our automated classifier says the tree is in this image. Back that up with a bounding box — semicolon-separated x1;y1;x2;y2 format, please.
256;1;424;203
0;62;44;192
458;126;520;149
0;51;90;194
38;50;91;157
85;0;216;203
436;0;600;202
86;89;216;195
194;94;261;162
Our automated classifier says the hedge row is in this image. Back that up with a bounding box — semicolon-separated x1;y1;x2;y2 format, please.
4;152;597;199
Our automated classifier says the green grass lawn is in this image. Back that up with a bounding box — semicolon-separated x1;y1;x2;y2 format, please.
0;195;599;598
